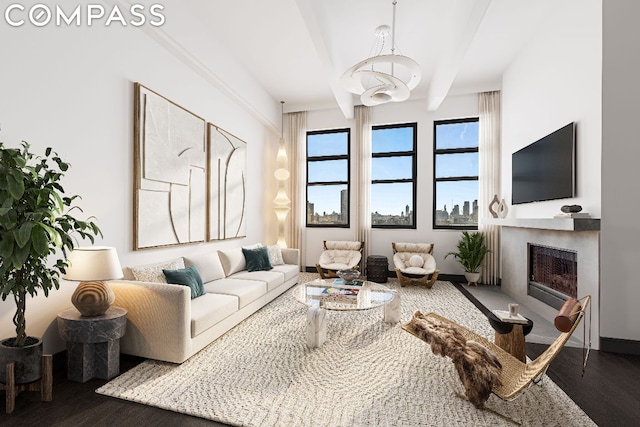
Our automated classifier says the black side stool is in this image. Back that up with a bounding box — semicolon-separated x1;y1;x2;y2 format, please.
367;255;389;283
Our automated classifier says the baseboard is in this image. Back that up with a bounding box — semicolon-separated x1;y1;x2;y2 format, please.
600;337;640;355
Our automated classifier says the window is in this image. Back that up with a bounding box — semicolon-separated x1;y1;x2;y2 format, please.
306;128;350;227
371;123;417;228
433;118;479;229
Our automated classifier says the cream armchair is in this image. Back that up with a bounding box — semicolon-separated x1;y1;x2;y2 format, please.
392;242;439;288
315;240;363;279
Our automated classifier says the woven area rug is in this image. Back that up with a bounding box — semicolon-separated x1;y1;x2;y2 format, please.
97;274;594;426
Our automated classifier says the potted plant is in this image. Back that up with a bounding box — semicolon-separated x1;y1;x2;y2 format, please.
445;231;490;286
0;141;101;384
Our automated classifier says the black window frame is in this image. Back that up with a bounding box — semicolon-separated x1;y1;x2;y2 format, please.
371;122;417;229
433;117;479;230
305;128;351;228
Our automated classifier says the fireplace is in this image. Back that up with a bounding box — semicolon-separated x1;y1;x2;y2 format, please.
528;244;577;310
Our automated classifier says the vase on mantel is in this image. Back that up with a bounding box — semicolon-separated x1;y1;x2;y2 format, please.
488;195;500;218
497;199;509;218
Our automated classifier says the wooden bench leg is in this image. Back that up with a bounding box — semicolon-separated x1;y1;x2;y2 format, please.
6;362;15;414
41;354;52;402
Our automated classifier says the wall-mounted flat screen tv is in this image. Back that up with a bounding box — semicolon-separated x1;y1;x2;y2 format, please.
512;122;575;205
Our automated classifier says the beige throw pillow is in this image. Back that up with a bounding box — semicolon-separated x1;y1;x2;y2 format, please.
130;258;185;283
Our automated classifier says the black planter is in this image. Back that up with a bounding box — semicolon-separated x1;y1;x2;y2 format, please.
0;336;43;384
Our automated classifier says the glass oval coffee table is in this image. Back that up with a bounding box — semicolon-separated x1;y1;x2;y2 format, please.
292;278;400;348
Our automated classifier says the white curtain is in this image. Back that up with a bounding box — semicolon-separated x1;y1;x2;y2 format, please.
353;105;372;267
284;111;307;271
478;91;501;285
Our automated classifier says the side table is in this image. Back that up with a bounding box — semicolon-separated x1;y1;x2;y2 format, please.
57;306;127;383
366;255;389;283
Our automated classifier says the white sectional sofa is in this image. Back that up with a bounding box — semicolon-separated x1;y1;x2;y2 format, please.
109;246;300;364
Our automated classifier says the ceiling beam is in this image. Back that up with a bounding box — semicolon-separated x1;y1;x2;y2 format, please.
295;0;355;119
426;0;492;111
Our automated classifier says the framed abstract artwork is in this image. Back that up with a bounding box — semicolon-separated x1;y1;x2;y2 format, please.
208;124;247;240
133;83;207;249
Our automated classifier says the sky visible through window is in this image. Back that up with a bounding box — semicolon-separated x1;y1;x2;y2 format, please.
307;127;414;217
434;121;479;213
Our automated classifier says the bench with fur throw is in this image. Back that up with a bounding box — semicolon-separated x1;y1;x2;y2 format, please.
403;311;502;408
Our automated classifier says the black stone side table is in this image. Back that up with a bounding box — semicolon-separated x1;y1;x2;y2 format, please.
367;255;389;283
57;306;127;383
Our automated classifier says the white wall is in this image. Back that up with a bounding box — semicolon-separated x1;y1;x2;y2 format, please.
304;94;480;274
501;0;602;219
0;12;279;353
600;1;640;344
499;0;605;344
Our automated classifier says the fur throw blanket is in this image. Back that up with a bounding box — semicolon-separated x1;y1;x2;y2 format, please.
403;311;502;408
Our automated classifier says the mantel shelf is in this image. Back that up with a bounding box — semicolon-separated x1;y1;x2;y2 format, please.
481;217;600;231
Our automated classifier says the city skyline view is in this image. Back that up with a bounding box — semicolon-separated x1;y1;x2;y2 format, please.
307;121;479;226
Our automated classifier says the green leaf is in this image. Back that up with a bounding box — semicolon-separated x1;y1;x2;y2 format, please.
14;223;34;248
31;225;49;256
7;174;24;200
40;223;62;247
0;233;14;258
12;243;30;269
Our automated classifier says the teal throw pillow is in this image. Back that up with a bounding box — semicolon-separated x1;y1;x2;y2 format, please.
163;265;206;299
242;246;273;272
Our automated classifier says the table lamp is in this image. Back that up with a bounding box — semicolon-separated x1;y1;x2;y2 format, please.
63;246;123;316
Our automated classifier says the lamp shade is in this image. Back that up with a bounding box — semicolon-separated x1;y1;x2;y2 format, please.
63;246;123;282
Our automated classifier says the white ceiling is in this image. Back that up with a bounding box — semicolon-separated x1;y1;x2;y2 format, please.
180;0;556;116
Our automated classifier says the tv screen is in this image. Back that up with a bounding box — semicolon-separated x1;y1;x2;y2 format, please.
512;123;575;205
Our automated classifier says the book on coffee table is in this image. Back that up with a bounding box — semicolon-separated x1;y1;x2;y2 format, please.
322;287;360;297
492;309;529;324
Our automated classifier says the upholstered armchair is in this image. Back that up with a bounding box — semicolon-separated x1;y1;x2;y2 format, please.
392;242;439;288
315;240;363;279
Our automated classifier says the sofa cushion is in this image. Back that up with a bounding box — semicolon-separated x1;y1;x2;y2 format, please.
163;266;206;299
130;258;185;283
190;293;238;337
230;270;285;292
270;264;299;283
184;252;226;283
242;246;273;272
204;278;267;308
266;245;285;266
217;248;246;276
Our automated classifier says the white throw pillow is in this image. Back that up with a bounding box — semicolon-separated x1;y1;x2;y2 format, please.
266;245;285;266
409;255;424;268
184;252;226;283
130;258;185;283
217;248;246;276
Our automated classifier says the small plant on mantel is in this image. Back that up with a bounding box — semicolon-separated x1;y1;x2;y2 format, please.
0;141;102;349
445;231;490;285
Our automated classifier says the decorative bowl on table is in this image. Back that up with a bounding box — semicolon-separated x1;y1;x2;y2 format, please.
337;269;360;284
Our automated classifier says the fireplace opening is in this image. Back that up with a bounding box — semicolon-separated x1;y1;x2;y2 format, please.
528;244;577;310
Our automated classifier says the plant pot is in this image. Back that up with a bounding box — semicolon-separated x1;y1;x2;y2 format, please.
464;271;481;285
0;336;43;384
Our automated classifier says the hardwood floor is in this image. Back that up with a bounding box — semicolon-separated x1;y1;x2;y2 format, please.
3;291;639;426
528;342;640;427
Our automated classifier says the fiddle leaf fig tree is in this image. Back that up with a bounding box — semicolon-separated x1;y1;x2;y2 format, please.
0;141;101;347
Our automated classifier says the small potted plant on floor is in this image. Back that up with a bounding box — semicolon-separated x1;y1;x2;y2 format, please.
0;141;101;384
445;231;490;286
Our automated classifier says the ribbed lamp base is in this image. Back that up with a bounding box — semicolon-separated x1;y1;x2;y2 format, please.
71;281;115;317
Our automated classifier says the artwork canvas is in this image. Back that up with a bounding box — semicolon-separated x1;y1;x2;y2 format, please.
208;124;247;240
134;83;207;249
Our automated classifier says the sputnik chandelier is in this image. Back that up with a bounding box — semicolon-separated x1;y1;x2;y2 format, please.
341;0;421;106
